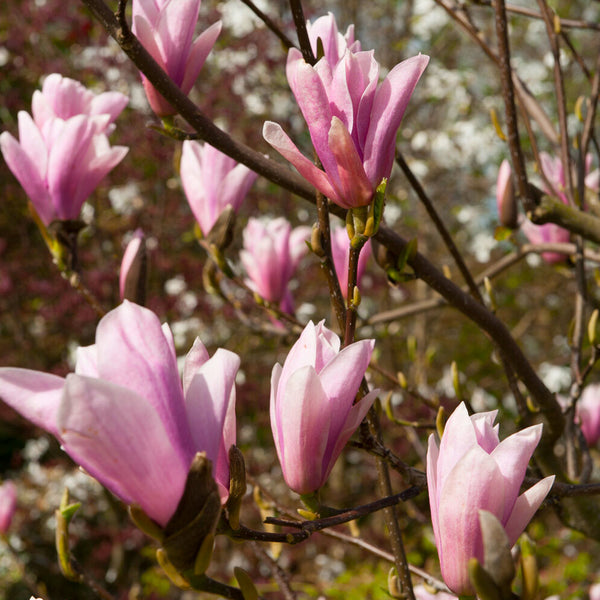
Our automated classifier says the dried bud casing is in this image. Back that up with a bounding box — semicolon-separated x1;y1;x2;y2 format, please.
161;452;222;572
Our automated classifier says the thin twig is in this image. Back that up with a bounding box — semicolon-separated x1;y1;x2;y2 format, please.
238;0;296;50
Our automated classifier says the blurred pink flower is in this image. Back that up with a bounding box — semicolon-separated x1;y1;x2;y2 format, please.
180;141;258;235
413;585;456;600
0;301;240;527
263;48;428;209
31;73;128;133
0;481;17;534
270;320;378;494
132;0;221;116
427;402;554;595
330;225;371;299
520;219;571;264
577;384;600;448
305;12;361;68
590;583;600;600
240;217;309;314
1;75;129;226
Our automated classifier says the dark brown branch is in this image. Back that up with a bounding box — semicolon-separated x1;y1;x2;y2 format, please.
288;0;315;65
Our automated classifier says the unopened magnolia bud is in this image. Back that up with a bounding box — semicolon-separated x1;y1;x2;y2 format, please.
451;361;462;401
310;224;325;257
496;160;518;229
435;406;446;440
226;445;246;531
161;452;222;572
520;551;539;600
387;567;402;598
234;566;259;600
479;510;515;591
588;309;599;345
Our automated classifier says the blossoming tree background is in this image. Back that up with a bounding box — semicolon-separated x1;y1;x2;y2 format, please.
1;0;600;598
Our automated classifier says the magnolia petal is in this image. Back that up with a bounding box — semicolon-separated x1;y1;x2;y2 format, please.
317;338;374;415
219;162;258;213
0;129;52;225
273;365;330;494
182;337;210;397
437;447;506;595
262;121;339;202
269;362;284;461
363;53;429;187
504;475;554;546
184;348;240;469
491;423;543;523
59;375;190;527
94;301;192;452
426;433;441;549
323;388;378;482
181;21;223;95
327;116;373;208
75;345;99;377
0;368;65;437
436;403;480;493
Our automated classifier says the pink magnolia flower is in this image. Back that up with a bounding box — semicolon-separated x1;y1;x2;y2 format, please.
427;402;554;595
270;320;378;495
240;217;310;314
0;481;17;534
263;48;428;209
119;229;145;301
330;225;371;299
132;0;222;117
1;76;128;226
180;141;258;235
305;12;361;68
31;73;128;134
0;301;240;527
577;384;600;447
520;219;570;264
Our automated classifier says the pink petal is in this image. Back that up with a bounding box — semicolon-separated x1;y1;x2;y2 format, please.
437;447;506;595
184;348;240;471
59;374;190;527
0;368;65;437
504;475;554;546
426;434;441;549
363;54;429;187
90;91;129;124
272;365;330;494
0;129;53;225
180;21;222;95
263;121;339;202
327;116;374;208
94;301;193;453
75;345;99;377
182;337;210;397
490;423;543;523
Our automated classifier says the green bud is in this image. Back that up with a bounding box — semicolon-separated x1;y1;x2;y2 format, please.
234;567;259;600
468;557;502;600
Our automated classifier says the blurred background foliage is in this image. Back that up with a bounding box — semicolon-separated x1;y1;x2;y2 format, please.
1;0;600;598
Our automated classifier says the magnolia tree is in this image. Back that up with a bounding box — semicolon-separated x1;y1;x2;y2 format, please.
0;0;600;598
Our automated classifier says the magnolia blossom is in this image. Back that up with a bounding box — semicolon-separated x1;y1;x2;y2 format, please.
577;384;600;447
1;76;128;226
180;140;258;235
270;320;378;494
413;585;456;600
132;0;221;116
0;481;17;534
240;217;309;314
31;73;128;134
263;48;428;209
427;403;554;595
330;225;371;299
305;12;361;68
0;301;240;527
